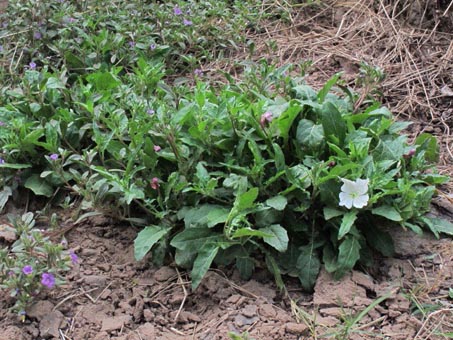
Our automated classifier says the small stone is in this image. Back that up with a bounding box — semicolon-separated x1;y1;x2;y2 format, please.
39;310;65;338
241;304;258;318
97;263;112;271
184;311;201;323
143;309;154;322
168;293;184;305
153;266;176;282
101;315;132;332
135;323;155;339
84;275;108;286
234;314;259;327
27;301;55;320
259;304;277;318
0;224;17;242
226;294;242;305
285;322;309;335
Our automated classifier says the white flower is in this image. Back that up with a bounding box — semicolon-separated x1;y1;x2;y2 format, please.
339;178;369;209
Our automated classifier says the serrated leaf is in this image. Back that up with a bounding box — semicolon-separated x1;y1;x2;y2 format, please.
236;187;259;211
338;211;357;239
296;245;321;291
134;226;169;261
372;206;402;222
261;224;288;252
191;245;219;289
266;196;287;211
24;174;54;197
296;119;325;148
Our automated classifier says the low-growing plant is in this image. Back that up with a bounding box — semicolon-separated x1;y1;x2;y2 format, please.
0;0;452;296
0;212;76;317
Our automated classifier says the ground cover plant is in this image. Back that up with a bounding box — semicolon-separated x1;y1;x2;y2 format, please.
1;0;452;320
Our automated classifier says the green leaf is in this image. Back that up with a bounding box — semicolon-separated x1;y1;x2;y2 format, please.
338;211;358;239
191;245;219;289
266;196;287;211
318;72;342;103
232;228;272;239
177;205;230;228
336;236;361;278
372;206;402;222
363;227;394;257
0;163;31;169
261;224;288;252
321;102;346;145
236;187;259;211
323;207;343;220
236;257;255;280
170;228;223;252
0;186;12;212
134;226;168;261
296;245;321;291
24;174;53;197
296;119;325;148
422;217;453;237
415;133;439;163
372;135;406;162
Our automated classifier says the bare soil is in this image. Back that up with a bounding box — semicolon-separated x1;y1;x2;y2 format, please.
1;199;453;340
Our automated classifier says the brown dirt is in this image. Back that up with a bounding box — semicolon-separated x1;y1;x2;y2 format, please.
1;199;453;339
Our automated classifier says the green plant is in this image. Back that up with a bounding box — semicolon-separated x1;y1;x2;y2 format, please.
0;212;76;317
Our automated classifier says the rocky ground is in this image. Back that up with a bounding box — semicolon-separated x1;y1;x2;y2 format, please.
1;197;452;340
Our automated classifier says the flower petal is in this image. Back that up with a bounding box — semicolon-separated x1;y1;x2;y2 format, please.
340;178;357;194
355;179;369;195
352;194;369;208
339;192;353;209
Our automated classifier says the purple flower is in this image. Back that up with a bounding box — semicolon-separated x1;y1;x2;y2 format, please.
147;109;155;115
404;148;416;158
128;41;136;48
174;6;182;15
153;145;161;152
194;68;203;77
69;250;78;265
0;45;3;52
149;44;156;50
0;158;5;164
0;121;5;126
260;111;273;128
41;273;55;288
22;265;33;275
183;19;193;26
29;61;37;70
33;32;42;40
49;153;59;161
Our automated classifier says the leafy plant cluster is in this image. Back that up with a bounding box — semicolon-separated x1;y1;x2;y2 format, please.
0;213;76;316
0;0;270;86
0;0;451;300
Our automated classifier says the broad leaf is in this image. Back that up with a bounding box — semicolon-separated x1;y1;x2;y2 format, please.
236;187;259;211
296;119;324;148
296;245;321;291
191;245;219;289
372;206;402;222
318;72;342;103
321;101;346;145
261;224;288;252
134;226;169;261
232;228;272;239
422;217;453;237
236;257;255;280
170;228;223;252
177;205;230;228
336;236;361;278
415;133;439;163
338;211;357;239
24;175;53;197
266;196;287;211
363;227;394;257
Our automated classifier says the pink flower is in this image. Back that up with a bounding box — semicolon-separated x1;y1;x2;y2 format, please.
260;111;273;128
150;177;159;190
153;145;161;152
